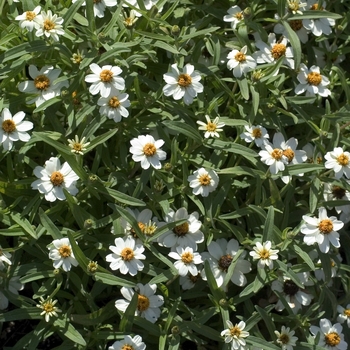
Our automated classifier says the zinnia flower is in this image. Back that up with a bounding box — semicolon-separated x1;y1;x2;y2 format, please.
34;10;65;41
187;168;219;197
48;238;79;272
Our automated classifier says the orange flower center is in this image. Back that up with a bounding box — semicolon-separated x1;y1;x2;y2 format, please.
99;69;114;83
177;73;192;87
318;219;333;234
58;245;71;258
173;222;189;236
252;128;262;138
34;74;50;90
258;248;271;260
2;120;16;133
121;345;134;350
229;325;241;337
50;171;64;186
307;72;322;86
43;19;55;31
143;143;157;157
108;96;120;109
344;309;350;317
310;3;323;10
336;153;349;166
235;12;243;20
325;332;341;346
26;11;36;21
283;149;295;163
198;174;211;186
120;247;135;261
137;294;150;311
271;148;283;160
271;43;286;60
181;252;194;264
235;52;246;62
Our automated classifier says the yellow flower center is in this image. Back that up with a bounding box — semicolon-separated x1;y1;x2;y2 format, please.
325;332;341;347
258;248;271;260
143;143;157;157
58;245;72;258
230;325;241;337
108;96;120;109
271;148;283;160
310;3;323;10
235;12;243;20
289;19;303;31
271;43;287;60
177;73;192;87
181;252;194;264
279;333;290;344
206;122;217;132
143;222;157;236
43;302;55;313
120;247;135;261
235;52;246;62
2;120;16;133
43;19;55;31
307;72;322;86
121;345;134;350
336;153;349;166
99;69;114;83
318;219;333;234
34;74;50;91
218;254;233;272
173;222;189;236
198;174;211;186
288;1;301;12
344;309;350;317
131;222;146;235
50;171;64;186
137;294;150;311
252;128;262;138
283;149;295;163
25;11;36;21
71;142;83;153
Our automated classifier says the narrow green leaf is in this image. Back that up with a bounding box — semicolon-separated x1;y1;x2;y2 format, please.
10;213;37;239
62;0;85;27
163;120;202;144
293;244;315;270
39;208;63;240
262;206;274;242
281;20;301;69
290;10;343;20
94;272;135;287
119;292;138;332
237;77;249;100
53;317;86;346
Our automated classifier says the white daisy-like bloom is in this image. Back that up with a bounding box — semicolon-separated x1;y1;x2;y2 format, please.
254;33;295;74
287;0;307;15
240;125;269;147
314;41;345;68
310;318;347;350
97;91;130;123
201;238;251;288
249;241;279;269
259;132;307;175
36;297;62;322
302;1;335;37
227;46;257;78
108;335;146;350
179;273;201;290
34;10;65;41
67;135;90;155
187;168;219;197
271;272;313;313
72;0;117;18
163;63;203;105
223;5;244;30
274;326;298;350
31;157;79;202
295;64;331;97
303;143;323;164
85;63;125;98
129;135;166;170
274;15;309;44
0;276;24;310
0;246;12;270
15;6;41;32
323;182;350;216
48;238;79;272
106;237;145;276
301;207;343;253
197;115;225;138
0;108;33;151
314;254;340;283
115;283;164;323
123;0;163;17
157;207;204;250
123;9;138;27
168;246;202;276
324;147;350;179
221;320;249;350
337;304;350;328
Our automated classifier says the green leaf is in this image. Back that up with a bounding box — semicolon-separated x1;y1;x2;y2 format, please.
39;208;62;240
293;244;315;271
281;20;301;70
62;0;86;27
163;120;202;144
10;213;37;239
119;291;138;332
84;128;119;152
93;272;135;287
53;317;86;346
290;10;343;20
262;206;274;242
0;307;39;322
237;77;249;100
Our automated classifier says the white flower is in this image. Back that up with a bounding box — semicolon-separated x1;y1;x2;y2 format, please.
36;297;62;322
0;246;12;270
310;318;347;350
337;305;350;328
67;135;90;155
249;241;279;269
108;335;146;350
85;63;125;98
129;135;166;170
97;91;130;123
115;283;164;323
295;64;331;97
227;46;257;78
314;40;345;68
163;63;203;105
314;254;340;283
0;276;24;310
301;207;343;253
302;1;335;37
221;320;249;350
72;0;117;18
274;16;309;44
240;125;269;147
15;6;41;31
254;33;294;74
303;143;322;164
48;238;79;272
187;168;219;197
197;115;225;138
287;0;307;15
0;108;33;151
34;10;65;41
123;9;138;27
201;238;251;288
18;65;68;107
274;326;298;350
179;273;201;290
157;207;204;250
168;246;202;276
271;272;313;313
324;147;350;179
323;182;350;215
106;237;145;276
123;0;163;17
31;157;79;202
223;6;244;30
